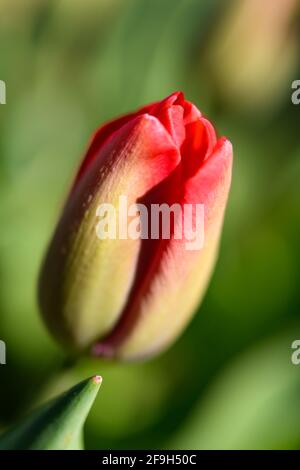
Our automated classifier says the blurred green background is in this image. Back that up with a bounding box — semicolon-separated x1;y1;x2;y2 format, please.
0;0;300;450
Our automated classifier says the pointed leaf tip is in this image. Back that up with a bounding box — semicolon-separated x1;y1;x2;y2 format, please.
0;375;102;450
92;375;102;385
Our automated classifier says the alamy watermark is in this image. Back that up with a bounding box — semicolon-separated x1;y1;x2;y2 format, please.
291;80;300;105
0;81;6;363
0;340;6;365
0;80;6;104
95;195;205;250
291;340;300;365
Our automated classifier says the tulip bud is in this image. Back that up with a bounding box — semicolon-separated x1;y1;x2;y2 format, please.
39;92;232;360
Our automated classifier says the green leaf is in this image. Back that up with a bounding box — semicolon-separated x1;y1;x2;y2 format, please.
171;327;300;449
0;375;102;450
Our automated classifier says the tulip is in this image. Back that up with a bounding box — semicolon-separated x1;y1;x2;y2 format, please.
205;0;299;111
39;92;232;360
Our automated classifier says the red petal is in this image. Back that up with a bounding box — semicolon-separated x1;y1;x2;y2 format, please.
93;138;232;358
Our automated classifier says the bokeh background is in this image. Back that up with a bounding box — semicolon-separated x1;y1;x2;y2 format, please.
0;0;300;450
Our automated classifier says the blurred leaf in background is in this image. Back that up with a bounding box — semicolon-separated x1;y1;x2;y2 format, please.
172;327;300;450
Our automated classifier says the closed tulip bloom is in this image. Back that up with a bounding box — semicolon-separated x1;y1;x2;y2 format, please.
39;92;233;360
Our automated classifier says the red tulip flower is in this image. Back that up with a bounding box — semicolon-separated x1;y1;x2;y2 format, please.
39;92;233;360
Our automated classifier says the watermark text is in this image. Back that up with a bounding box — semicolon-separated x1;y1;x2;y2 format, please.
0;80;6;104
0;340;6;365
95;196;205;251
